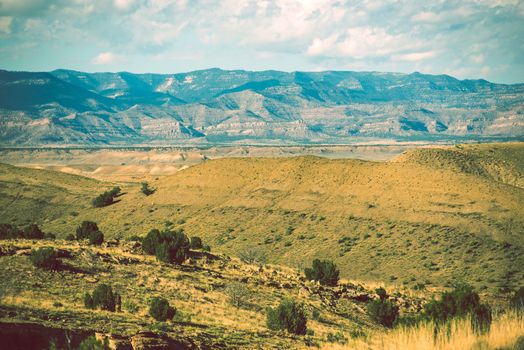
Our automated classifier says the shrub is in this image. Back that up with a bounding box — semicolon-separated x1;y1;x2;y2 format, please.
84;293;94;309
44;232;56;240
88;231;104;246
30;247;59;269
142;229;161;255
239;248;267;265
376;287;388;300
510;287;524;311
108;187;121;197
92;187;120;208
91;284;116;311
141;182;155;196
266;299;307;335
76;221;99;240
471;303;492;334
367;299;399;328
78;336;108;350
142;228;190;264
424;284;492;333
190;236;203;250
304;259;340;286
23;224;45;239
65;233;76;241
0;223;22;239
225;282;252;308
149;297;176;321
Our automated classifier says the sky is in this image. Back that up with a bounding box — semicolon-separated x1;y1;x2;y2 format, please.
0;0;523;83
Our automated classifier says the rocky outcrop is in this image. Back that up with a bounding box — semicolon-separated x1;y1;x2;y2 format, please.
1;68;522;146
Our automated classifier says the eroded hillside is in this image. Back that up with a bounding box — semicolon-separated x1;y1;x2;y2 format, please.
0;143;522;292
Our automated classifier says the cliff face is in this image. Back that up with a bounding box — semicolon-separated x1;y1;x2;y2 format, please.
1;68;523;146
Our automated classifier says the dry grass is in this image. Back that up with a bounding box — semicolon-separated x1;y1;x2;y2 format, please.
323;312;524;350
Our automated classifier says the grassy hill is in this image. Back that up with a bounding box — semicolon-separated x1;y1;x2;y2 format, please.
0;239;408;349
0;143;523;293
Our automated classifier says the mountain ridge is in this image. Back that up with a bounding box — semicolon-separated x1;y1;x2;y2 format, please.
1;68;523;146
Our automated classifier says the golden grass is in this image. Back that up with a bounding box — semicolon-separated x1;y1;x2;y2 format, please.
323;312;524;350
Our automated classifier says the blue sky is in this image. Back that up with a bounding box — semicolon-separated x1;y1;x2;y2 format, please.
0;0;523;83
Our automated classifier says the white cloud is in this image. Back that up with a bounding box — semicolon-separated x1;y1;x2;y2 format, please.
0;16;13;34
307;27;421;59
114;0;135;11
92;52;121;65
394;51;437;62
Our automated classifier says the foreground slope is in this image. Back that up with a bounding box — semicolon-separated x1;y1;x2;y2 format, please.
0;143;522;292
0;239;403;349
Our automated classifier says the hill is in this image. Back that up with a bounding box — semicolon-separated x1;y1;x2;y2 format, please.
0;143;522;294
0;238;419;349
1;68;523;146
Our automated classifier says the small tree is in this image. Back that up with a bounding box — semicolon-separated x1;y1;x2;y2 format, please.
30;247;59;269
225;282;251;308
142;229;161;255
23;224;45;239
375;287;388;300
0;223;22;239
424;284;492;333
266;299;307;335
510;287;524;311
88;231;104;246
304;259;340;286
142;228;190;264
141;182;155;196
149;297;176;321
367;299;399;328
84;293;95;309
92;284;116;312
76;221;99;240
190;236;203;250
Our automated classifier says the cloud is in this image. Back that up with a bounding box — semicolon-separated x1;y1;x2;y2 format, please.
394;51;437;62
0;16;12;34
307;27;421;59
0;0;523;82
92;52;122;65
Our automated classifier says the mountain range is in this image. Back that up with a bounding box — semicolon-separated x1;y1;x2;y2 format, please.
0;68;523;146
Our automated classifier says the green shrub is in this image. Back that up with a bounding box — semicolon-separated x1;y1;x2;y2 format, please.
326;331;347;344
65;233;76;241
92;187;120;208
142;228;189;264
266;299;307;335
190;236;203;250
471;303;492;334
23;224;45;239
424;284;492;333
78;336;108;350
141;182;155;196
44;232;56;240
510;287;524;311
30;247;59;269
304;259;339;286
84;293;94;309
149;297;176;321
367;299;399;328
0;223;22;239
76;221;99;240
88;231;104;246
91;284;116;312
375;287;388;300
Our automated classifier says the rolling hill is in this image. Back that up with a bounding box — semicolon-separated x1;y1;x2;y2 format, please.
1;69;523;146
0;143;522;294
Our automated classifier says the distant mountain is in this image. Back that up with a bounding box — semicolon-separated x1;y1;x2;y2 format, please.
0;68;523;146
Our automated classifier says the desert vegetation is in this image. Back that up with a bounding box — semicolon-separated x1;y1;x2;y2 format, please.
0;143;522;349
92;187;121;208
